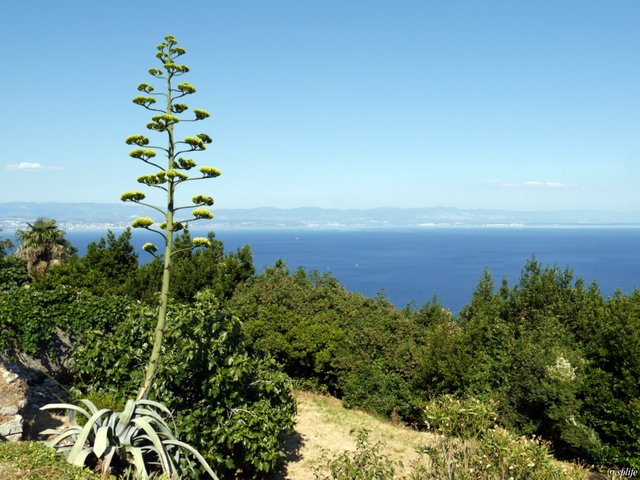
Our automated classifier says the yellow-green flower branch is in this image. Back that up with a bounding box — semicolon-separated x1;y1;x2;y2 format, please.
121;35;221;400
142;242;159;257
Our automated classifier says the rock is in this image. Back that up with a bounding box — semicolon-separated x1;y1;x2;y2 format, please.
0;357;69;442
0;415;23;441
0;406;19;416
0;362;28;442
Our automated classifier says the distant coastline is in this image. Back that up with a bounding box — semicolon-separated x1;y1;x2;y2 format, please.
1;202;639;231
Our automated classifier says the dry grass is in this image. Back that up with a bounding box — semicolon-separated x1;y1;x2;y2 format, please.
278;391;594;480
280;391;437;479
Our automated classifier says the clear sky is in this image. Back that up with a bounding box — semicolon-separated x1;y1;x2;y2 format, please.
1;1;639;211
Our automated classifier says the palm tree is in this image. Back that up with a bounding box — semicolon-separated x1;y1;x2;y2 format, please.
15;218;73;277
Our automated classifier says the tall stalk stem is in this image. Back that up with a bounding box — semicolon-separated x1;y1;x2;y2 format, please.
137;71;175;400
125;36;215;399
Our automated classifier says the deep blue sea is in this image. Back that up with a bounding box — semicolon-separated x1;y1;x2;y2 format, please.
56;228;640;313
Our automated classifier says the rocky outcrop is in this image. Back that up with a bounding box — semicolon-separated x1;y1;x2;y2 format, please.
0;363;28;441
0;359;68;442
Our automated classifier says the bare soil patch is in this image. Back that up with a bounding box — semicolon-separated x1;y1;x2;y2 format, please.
278;391;436;479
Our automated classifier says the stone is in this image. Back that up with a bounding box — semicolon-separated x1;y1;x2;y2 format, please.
0;362;28;442
0;415;23;441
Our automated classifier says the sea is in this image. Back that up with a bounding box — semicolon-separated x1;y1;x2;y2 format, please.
55;227;640;314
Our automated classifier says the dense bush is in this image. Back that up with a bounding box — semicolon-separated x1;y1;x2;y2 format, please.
421;395;498;439
0;284;134;354
232;256;640;470
412;427;589;480
71;291;296;479
231;262;431;422
0;255;29;291
579;291;640;467
130;230;254;304
35;229;139;297
456;259;640;467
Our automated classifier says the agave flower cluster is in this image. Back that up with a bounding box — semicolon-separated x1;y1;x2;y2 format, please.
42;398;217;479
121;34;220;254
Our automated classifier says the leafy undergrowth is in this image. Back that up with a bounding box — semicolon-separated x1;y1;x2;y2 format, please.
0;441;100;480
0;441;171;480
0;391;595;479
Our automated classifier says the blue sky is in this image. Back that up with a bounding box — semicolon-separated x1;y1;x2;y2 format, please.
1;1;639;211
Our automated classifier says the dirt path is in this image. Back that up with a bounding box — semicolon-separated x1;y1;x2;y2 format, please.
279;391;436;479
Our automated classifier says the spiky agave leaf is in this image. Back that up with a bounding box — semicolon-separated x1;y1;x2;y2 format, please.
41;398;218;479
67;408;112;465
41;402;92;422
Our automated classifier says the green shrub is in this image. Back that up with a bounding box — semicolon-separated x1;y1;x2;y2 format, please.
0;285;134;355
411;427;590;480
34;230;139;298
457;259;623;465
71;290;296;478
313;428;400;480
129;231;254;304
231;264;429;423
312;425;590;480
421;395;498;439
0;255;29;291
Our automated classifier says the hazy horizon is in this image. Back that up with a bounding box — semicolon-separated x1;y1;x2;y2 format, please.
1;202;639;231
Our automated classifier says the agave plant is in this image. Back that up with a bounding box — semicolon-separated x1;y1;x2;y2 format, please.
41;398;217;479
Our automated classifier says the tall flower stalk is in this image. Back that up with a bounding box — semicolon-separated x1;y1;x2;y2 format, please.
122;35;220;399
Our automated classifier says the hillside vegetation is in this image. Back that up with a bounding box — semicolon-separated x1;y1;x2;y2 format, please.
0;391;590;479
0;226;636;478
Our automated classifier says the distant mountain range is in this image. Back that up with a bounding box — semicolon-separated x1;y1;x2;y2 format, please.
1;202;639;230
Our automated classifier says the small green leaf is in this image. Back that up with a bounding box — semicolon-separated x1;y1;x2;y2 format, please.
132;96;157;106
196;133;213;144
183;136;205;148
178;158;197;170
165;169;188;181
151;114;180;125
172;103;189;114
